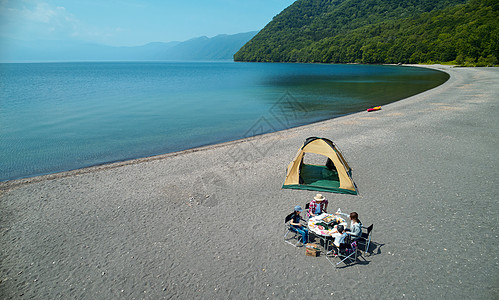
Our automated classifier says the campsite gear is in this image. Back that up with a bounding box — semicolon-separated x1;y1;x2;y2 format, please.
305;243;320;257
326;240;360;268
308;213;347;251
367;106;381;112
308;214;347;235
282;137;357;194
357;224;374;255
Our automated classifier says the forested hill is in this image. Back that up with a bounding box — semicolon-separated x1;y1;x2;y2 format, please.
234;0;498;66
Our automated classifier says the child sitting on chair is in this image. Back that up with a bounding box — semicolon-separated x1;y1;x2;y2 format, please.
333;225;348;247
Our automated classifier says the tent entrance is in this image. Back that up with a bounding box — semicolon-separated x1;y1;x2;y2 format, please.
300;164;340;189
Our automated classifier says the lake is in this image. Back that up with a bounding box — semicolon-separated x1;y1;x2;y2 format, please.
0;62;448;181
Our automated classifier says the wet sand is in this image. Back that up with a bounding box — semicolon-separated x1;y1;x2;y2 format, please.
1;65;498;299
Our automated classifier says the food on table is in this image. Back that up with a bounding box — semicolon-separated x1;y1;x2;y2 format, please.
321;214;345;225
309;216;348;237
322;215;335;223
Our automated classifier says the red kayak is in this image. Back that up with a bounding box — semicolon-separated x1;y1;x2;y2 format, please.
367;106;381;112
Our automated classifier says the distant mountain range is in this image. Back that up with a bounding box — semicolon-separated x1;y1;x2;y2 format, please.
0;31;258;62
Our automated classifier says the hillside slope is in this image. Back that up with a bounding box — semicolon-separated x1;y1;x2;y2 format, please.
163;32;257;60
234;0;498;65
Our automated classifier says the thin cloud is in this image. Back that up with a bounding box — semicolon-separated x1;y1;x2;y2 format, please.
1;0;296;46
0;0;119;43
21;2;63;23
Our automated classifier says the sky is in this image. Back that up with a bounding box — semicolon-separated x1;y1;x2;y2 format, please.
0;0;296;46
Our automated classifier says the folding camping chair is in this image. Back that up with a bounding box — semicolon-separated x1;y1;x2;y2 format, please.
357;224;373;255
325;240;359;268
284;212;304;247
304;202;310;221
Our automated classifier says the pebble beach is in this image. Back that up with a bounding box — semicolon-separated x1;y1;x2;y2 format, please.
1;65;498;299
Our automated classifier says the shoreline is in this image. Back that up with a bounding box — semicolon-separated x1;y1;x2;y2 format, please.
1;65;497;299
0;64;450;191
0;134;272;191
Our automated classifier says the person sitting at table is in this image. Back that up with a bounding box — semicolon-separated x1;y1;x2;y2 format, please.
308;193;329;218
333;225;348;247
290;205;309;246
346;212;362;241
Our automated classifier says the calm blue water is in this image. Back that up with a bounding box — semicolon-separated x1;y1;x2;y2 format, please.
0;62;448;181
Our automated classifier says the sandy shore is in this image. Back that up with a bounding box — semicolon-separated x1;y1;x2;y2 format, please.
1;65;498;299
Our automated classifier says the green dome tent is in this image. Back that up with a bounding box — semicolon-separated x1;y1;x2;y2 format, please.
282;137;357;195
